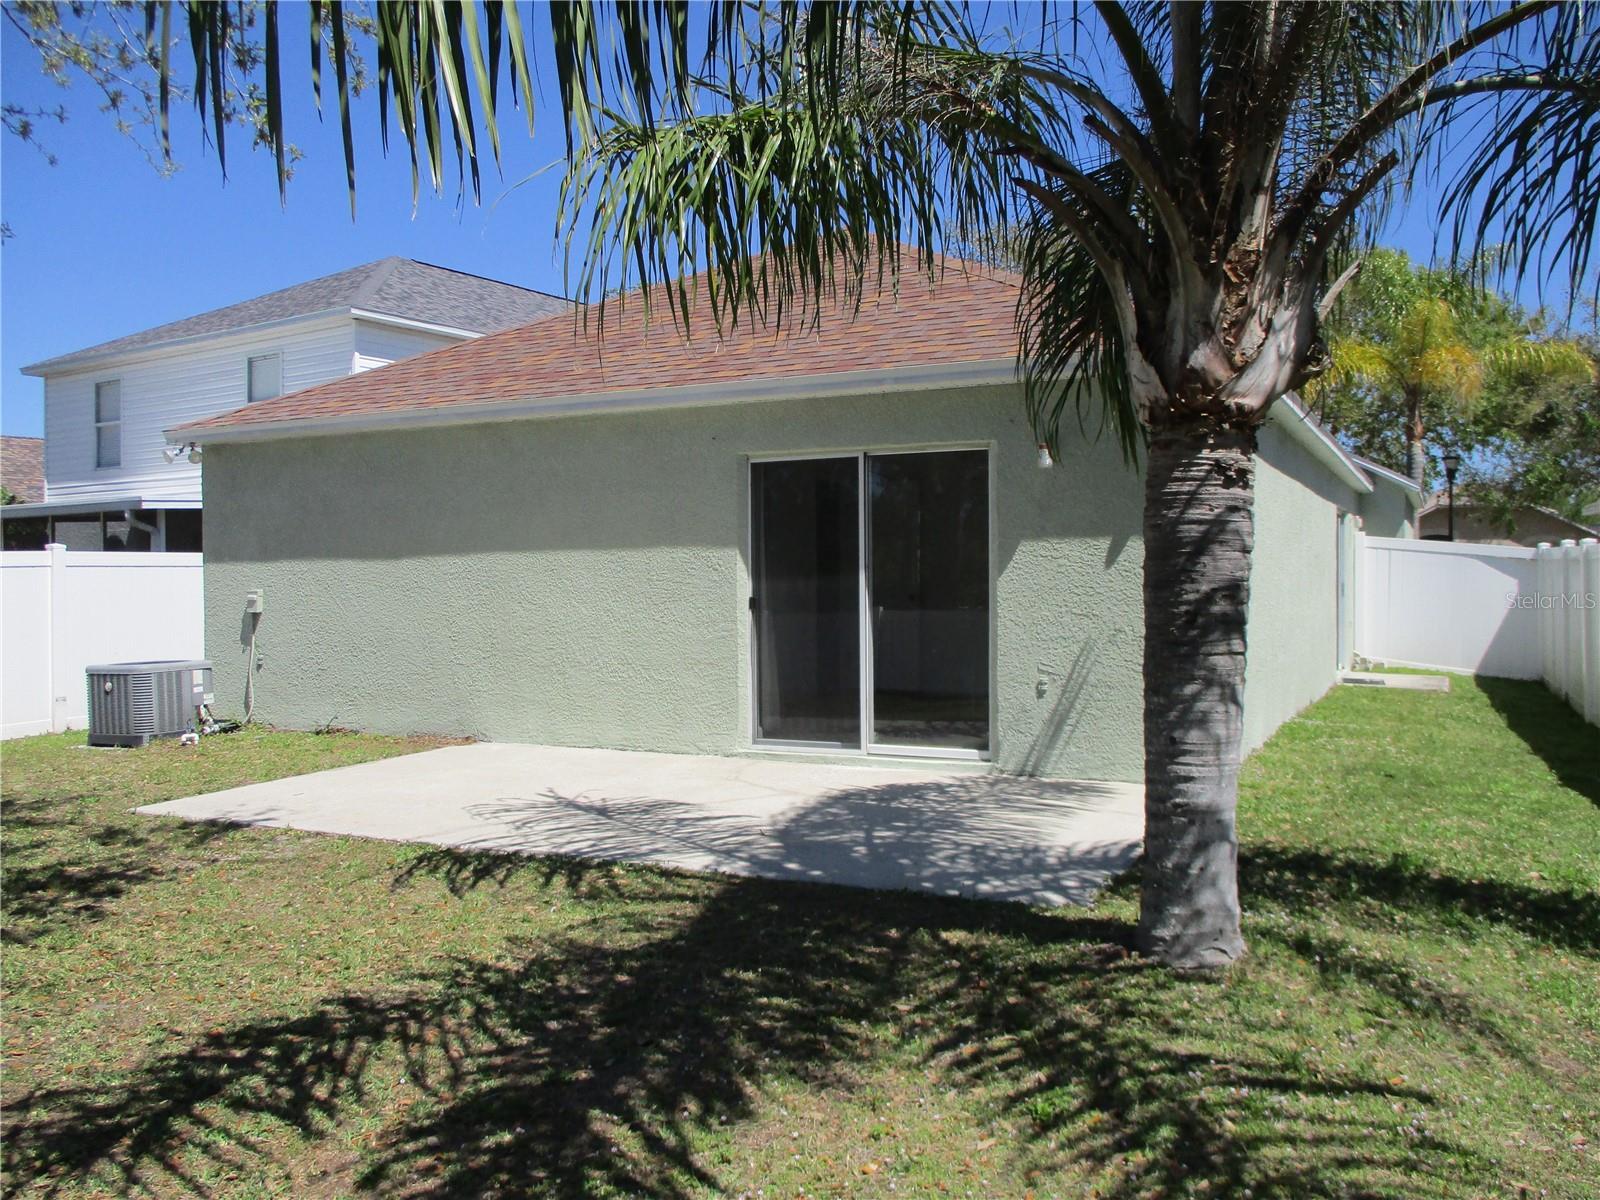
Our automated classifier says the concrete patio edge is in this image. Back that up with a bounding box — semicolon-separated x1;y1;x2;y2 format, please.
137;742;1145;907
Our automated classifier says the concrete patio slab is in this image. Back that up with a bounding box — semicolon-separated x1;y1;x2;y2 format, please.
138;742;1144;906
1340;671;1451;691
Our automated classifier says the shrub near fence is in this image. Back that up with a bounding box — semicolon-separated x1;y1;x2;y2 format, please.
1534;538;1600;728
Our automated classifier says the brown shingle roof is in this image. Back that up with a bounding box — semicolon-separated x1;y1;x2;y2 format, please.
176;255;1022;439
1;436;45;502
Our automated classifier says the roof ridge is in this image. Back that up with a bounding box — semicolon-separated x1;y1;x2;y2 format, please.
400;258;572;303
348;257;407;309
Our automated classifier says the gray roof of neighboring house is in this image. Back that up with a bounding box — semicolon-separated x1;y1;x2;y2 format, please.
22;258;571;375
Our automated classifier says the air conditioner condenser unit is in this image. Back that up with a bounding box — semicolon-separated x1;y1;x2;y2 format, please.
86;660;214;748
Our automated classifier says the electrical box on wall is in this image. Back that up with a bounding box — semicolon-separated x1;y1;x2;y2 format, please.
244;590;264;614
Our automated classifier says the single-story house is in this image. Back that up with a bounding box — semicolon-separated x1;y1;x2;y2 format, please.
1417;494;1599;546
174;256;1417;781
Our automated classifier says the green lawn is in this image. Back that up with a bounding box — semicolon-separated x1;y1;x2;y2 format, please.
2;680;1596;1199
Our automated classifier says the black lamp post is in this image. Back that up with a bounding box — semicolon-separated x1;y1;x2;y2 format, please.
1442;450;1462;542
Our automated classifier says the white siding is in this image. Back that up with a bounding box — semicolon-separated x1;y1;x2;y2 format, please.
43;317;357;504
351;319;463;373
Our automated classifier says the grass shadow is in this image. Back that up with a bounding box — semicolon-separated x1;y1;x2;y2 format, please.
924;937;1469;1199
1240;843;1599;956
391;845;629;900
4;849;1503;1200
1478;675;1600;807
0;795;232;946
5;877;1098;1196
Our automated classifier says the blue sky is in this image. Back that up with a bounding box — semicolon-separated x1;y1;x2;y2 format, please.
0;12;1562;438
1;17;579;437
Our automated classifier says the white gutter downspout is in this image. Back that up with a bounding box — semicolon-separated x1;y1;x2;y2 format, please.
125;510;161;550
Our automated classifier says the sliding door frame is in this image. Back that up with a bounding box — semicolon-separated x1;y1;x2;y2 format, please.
745;443;995;762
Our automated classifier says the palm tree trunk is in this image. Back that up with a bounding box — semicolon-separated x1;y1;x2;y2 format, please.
1137;423;1253;970
1405;392;1426;490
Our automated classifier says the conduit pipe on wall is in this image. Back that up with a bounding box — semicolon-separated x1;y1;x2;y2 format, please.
125;511;160;546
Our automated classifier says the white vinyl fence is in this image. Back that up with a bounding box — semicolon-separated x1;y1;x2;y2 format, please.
0;544;203;739
1535;539;1600;727
1355;535;1542;679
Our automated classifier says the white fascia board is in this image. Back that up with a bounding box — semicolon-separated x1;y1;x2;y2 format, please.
347;309;485;341
3;497;203;517
2;495;148;517
1269;394;1373;494
20;308;356;378
173;358;1020;446
1353;453;1424;504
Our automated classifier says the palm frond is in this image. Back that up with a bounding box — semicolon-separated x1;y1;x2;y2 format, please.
557;5;1054;338
1430;4;1600;298
1011;151;1152;470
1318;338;1400;393
1015;166;1143;464
1482;335;1596;383
123;0;1599;459
1413;340;1484;401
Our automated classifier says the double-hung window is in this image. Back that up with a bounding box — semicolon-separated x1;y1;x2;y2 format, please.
94;380;121;468
247;353;282;402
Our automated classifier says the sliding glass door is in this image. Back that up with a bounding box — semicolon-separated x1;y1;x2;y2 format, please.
750;448;989;758
750;457;863;747
868;450;990;752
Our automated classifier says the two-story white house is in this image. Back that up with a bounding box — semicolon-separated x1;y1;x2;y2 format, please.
9;258;568;550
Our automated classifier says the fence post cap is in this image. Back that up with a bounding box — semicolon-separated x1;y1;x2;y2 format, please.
1560;539;1578;547
1580;537;1598;546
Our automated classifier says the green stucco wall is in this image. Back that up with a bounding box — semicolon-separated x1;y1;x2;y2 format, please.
1242;421;1363;754
1359;471;1418;538
203;384;1150;780
202;387;1359;781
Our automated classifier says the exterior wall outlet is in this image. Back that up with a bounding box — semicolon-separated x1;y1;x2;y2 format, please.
244;590;264;614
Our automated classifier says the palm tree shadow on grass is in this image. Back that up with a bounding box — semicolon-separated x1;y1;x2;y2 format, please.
391;845;632;899
0;795;232;947
7;845;1520;1200
1239;843;1599;956
1477;676;1600;808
